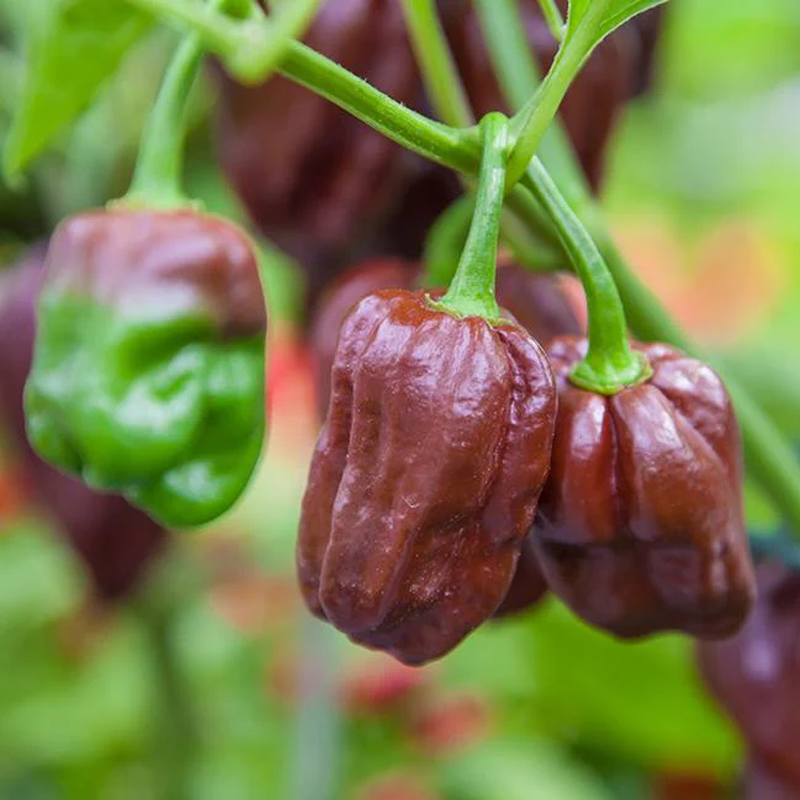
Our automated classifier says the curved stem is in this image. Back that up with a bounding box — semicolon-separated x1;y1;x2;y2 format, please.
400;0;473;129
125;22;210;207
506;24;593;187
435;114;509;322
522;161;648;392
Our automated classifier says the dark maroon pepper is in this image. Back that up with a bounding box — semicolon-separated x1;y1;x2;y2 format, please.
298;289;557;664
531;336;755;638
0;249;166;599
215;0;421;300
698;564;800;799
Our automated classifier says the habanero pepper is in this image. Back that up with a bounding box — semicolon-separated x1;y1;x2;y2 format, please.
24;209;267;528
0;248;166;599
531;336;756;638
298;288;557;664
297;114;558;664
215;0;422;302
697;563;800;799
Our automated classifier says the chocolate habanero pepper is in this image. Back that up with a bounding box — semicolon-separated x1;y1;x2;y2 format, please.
297;115;558;664
698;564;800;799
215;0;421;299
0;249;165;599
23;18;268;528
531;336;755;638
25;209;267;528
522;159;755;638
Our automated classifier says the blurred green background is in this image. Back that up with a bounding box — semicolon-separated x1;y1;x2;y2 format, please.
2;1;800;798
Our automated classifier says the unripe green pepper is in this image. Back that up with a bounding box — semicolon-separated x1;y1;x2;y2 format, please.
25;209;268;527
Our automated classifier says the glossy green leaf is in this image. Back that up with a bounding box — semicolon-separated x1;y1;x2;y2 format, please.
2;0;151;179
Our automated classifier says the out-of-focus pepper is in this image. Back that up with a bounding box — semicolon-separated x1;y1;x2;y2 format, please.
698;564;800;799
298;289;556;664
0;249;166;599
532;336;756;638
215;0;421;300
441;0;657;190
24;210;267;527
309;257;579;416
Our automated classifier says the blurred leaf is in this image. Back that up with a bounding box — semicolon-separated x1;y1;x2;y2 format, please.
440;740;614;800
2;0;151;179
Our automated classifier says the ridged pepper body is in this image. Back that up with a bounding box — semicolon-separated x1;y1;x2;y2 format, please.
698;564;800;799
532;336;755;638
24;209;267;528
0;249;165;599
215;0;420;298
298;289;557;664
310;258;579;416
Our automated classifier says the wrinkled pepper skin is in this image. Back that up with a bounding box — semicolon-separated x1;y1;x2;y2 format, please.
0;249;166;599
215;0;420;299
310;258;579;417
698;564;800;799
532;336;755;638
492;538;549;618
298;290;557;664
24;210;267;528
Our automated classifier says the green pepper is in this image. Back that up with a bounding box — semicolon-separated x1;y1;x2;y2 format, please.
25;208;268;527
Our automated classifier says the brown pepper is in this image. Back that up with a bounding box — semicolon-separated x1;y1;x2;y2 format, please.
0;248;166;600
214;0;421;301
532;336;755;638
698;564;800;798
298;289;557;664
309;257;579;416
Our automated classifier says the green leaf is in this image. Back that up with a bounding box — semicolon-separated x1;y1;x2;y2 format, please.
567;0;669;51
2;0;151;179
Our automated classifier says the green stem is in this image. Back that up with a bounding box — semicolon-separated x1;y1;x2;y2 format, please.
126;15;213;206
522;161;648;392
435;114;509;322
506;23;594;187
538;0;565;42
400;0;473;129
421;195;474;288
473;0;586;208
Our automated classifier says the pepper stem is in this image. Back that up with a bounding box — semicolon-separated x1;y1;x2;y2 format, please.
523;159;650;394
124;1;229;208
434;113;510;322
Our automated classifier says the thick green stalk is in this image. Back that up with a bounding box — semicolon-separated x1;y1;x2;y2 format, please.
400;0;473;129
435;114;509;322
125;24;208;206
523;162;648;392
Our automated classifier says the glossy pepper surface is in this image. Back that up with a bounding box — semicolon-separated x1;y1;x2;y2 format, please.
298;289;557;664
310;257;579;417
24;209;267;528
215;0;421;299
0;249;166;599
532;336;755;638
698;564;800;799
